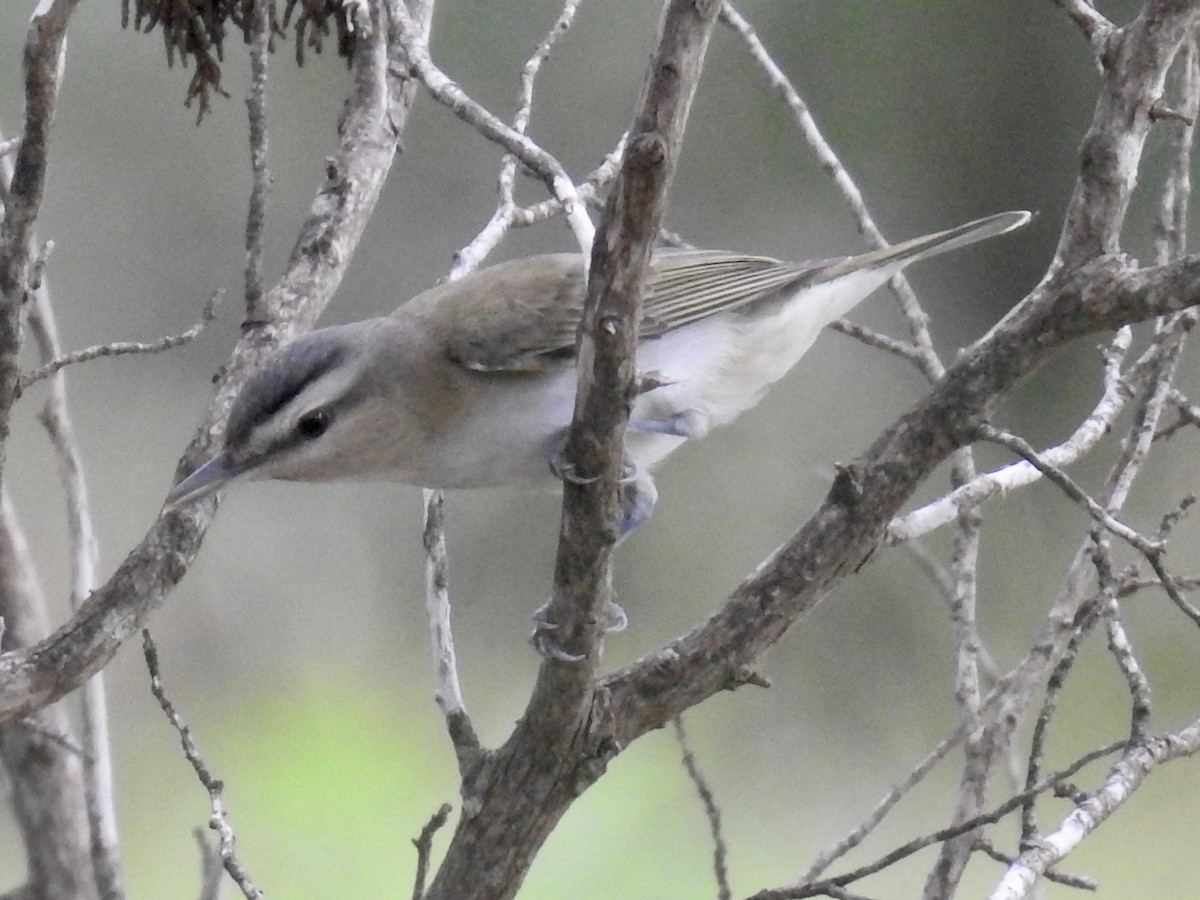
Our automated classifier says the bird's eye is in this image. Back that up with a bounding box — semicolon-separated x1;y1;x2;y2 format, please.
295;410;330;441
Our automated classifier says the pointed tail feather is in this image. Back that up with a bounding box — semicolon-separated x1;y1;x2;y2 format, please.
815;210;1032;283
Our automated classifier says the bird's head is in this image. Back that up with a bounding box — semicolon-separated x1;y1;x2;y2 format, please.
164;320;408;512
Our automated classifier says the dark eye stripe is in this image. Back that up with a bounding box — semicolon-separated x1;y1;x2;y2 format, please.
226;337;346;448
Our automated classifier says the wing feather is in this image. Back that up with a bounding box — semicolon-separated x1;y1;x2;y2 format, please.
429;250;818;372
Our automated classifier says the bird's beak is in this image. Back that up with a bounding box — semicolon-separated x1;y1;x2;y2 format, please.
163;454;248;514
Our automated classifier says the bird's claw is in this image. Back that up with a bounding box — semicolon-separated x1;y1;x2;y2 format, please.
602;599;628;633
549;451;600;485
529;599;629;661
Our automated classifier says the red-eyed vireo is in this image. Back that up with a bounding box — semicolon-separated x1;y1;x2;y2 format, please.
165;210;1030;531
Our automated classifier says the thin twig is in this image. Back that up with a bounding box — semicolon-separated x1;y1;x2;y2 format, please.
719;0;944;382
799;723;966;883
18;290;223;393
1159;387;1200;438
990;725;1200;899
411;803;453;900
949;509;984;726
887;329;1133;544
1089;535;1154;744
392;2;594;252
510;136;626;228
1021;597;1102;846
673;717;731;900
143;630;262;900
1141;551;1200;626
1116;573;1200;597
827;319;928;369
770;743;1122;900
974;423;1160;557
452;0;583;275
1101;595;1152;742
25;246;123;898
421;488;479;775
1152;35;1196;265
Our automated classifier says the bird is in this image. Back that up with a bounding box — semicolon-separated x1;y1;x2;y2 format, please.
164;210;1030;534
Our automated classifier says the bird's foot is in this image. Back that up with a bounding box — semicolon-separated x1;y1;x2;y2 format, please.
530;599;629;662
549;450;600;485
629;409;707;438
619;465;658;536
549;449;659;537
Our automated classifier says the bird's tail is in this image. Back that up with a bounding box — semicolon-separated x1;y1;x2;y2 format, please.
814;210;1032;283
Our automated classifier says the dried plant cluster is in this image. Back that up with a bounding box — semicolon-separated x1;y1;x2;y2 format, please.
4;1;1200;899
121;0;352;119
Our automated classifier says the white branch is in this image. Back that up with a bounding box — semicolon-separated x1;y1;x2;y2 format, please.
886;328;1133;544
988;723;1200;900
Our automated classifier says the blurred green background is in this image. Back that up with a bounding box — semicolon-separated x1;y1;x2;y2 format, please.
4;0;1200;896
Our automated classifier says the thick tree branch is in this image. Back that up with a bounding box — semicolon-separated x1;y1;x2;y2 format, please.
603;251;1200;741
0;0;82;492
422;3;721;898
1054;0;1200;267
601;0;1200;744
0;491;98;900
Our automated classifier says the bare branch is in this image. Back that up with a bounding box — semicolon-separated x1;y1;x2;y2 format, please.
800;724;965;883
25;256;124;897
1020;597;1102;847
1141;550;1200;626
421;488;479;776
720;0;944;381
452;0;585;275
973;839;1097;892
420;0;590;775
1101;596;1152;741
0;490;98;900
764;743;1122;900
973;423;1159;556
989;726;1200;899
827;319;928;370
18;290;223;393
1052;0;1199;268
510;137;626;229
921;509;989;898
392;2;594;251
1153;34;1197;264
422;4;723;896
411;803;453;900
244;0;271;318
887;329;1132;544
1052;0;1115;47
0;0;84;491
673;717;731;900
143;630;262;900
